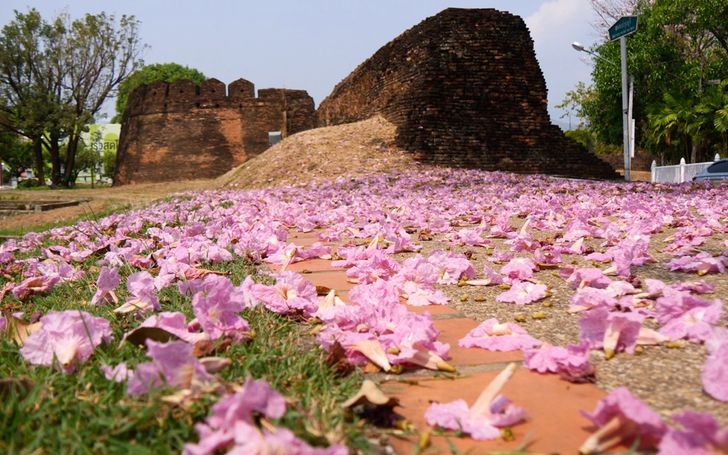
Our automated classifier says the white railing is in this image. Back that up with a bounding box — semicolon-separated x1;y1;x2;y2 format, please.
651;154;721;183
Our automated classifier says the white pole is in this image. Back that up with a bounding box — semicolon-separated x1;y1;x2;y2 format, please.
628;75;635;158
620;36;630;181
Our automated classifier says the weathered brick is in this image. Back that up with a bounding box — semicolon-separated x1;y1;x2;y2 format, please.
316;8;619;180
114;78;315;185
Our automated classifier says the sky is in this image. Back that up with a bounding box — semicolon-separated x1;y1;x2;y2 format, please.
1;0;604;127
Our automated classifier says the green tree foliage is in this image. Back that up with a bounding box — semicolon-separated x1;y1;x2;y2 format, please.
112;63;206;122
0;9;144;187
571;0;727;164
0;131;32;182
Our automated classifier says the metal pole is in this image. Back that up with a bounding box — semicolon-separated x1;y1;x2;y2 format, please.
620;36;630;181
628;75;635;158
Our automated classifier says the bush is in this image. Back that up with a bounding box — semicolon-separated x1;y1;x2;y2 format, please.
16;178;43;189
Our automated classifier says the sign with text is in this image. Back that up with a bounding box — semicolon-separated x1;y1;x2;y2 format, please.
609;16;638;41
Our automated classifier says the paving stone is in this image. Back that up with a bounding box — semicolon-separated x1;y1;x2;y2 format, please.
272;258;343;273
434;318;523;366
381;368;616;454
302;272;356;292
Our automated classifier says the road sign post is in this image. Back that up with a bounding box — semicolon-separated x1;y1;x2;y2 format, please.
609;16;638;182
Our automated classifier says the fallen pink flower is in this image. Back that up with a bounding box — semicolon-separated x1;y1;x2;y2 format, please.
125;312;210;345
580;387;667;453
459;319;540;352
563;267;612;290
191;276;250;341
127;339;214;395
427;250;476;284
579;307;665;358
249;271;318;317
183;377;344;455
702;328;728;402
667;252;726;275
658;411;728;455
523;342;594;382
11;275;60;301
499;257;537;282
345;250;400;284
425;363;525;440
114;271;160;314
496;281;548;305
101;363;132;382
20;310;112;373
90;266;120;306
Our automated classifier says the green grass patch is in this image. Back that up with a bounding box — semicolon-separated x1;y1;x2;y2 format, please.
0;256;369;453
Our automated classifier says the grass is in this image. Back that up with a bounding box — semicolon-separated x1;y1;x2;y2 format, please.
0;252;369;454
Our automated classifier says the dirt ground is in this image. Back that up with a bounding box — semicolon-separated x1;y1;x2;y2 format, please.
0;179;216;232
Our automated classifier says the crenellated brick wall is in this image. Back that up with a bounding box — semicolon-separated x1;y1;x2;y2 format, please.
114;78;315;185
317;8;619;179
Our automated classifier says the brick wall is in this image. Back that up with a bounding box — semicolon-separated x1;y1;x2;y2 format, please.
317;8;619;180
115;78;315;185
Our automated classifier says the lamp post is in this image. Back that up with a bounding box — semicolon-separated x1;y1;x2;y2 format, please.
572;38;635;181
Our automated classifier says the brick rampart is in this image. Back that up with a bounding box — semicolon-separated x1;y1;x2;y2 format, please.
316;8;618;179
115;78;315;185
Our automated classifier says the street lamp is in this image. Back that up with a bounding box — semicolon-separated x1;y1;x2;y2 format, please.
571;40;635;180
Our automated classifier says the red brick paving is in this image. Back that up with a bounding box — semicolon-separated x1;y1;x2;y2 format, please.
269;233;613;454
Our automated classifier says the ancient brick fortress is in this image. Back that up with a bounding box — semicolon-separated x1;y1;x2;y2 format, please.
114;78;314;185
115;8;617;184
318;8;618;179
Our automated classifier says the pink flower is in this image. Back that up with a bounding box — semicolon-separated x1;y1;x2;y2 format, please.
425;363;525;440
499;257;537;282
249;271;318;317
101;363;132;382
658;411;728;454
427;250;476;284
523;342;594;382
114;271;160;314
317;280;450;372
11;275;60;301
191;275;250;341
656;292;722;343
345;250;400;284
459;319;540;352
127;339;214;395
446;228;490;247
702;328;728;402
667;252;726;275
126;312;209;344
579;307;656;358
563;267;612;289
533;246;562;266
580;387;667;453
20;310;112;373
569;286;618;313
496;281;548;305
90;266;120;306
183;377;348;455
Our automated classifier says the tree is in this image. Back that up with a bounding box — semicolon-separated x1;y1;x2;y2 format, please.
0;9;145;187
112;63;206;122
574;0;727;163
0;9;57;185
60;12;144;186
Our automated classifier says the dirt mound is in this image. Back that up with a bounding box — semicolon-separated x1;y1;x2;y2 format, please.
217;116;423;189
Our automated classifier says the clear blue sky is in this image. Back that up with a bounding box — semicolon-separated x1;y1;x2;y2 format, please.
1;0;604;127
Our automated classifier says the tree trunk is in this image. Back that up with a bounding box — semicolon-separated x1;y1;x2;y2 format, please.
63;132;80;187
49;131;62;186
32;136;45;185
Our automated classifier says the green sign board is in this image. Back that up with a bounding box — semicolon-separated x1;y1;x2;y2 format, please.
608;16;638;41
